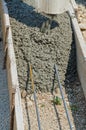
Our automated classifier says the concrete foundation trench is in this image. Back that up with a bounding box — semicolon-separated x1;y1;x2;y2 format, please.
1;0;86;130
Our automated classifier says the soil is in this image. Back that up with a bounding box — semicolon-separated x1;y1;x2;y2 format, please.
22;80;86;130
6;0;86;130
76;0;86;41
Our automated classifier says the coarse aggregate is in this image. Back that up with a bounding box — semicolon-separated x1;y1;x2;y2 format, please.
6;0;77;93
76;0;86;41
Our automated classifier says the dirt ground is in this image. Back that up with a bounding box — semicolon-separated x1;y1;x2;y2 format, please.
21;77;86;130
76;0;86;41
6;0;86;130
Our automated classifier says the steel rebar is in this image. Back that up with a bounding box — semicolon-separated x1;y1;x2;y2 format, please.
30;65;42;130
54;64;73;130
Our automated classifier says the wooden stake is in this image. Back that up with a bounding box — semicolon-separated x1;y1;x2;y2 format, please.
30;65;34;91
4;26;9;52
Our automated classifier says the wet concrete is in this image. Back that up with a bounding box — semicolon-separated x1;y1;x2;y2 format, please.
6;0;77;93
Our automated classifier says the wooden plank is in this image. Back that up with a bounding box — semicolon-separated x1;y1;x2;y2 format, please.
1;0;24;130
5;26;10;46
1;0;10;46
68;3;86;99
70;0;78;11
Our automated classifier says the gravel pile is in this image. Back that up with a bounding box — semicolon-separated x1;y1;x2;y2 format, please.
76;0;86;41
6;0;77;92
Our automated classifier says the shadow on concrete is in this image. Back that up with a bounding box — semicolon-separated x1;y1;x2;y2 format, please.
6;0;58;30
75;0;86;6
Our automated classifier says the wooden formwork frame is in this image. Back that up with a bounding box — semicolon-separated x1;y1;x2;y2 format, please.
70;0;78;12
0;0;85;129
0;0;24;130
68;3;86;99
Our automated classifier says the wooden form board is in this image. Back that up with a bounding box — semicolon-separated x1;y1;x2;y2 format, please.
1;0;24;130
68;3;86;99
70;0;78;11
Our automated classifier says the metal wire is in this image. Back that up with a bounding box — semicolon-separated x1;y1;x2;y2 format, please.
54;64;73;130
34;91;42;130
28;17;42;129
30;65;42;130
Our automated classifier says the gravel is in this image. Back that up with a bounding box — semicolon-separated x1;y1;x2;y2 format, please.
76;0;86;41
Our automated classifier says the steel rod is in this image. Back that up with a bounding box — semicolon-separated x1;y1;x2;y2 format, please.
54;64;73;130
30;65;42;130
34;91;42;130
